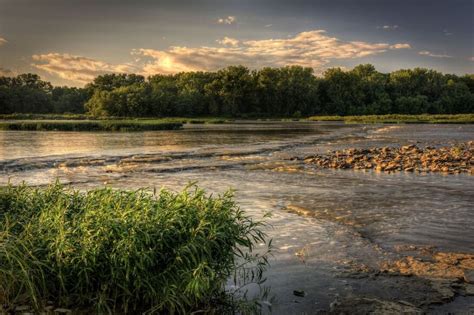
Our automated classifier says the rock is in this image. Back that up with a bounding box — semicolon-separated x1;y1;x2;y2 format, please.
465;284;474;295
304;142;473;175
293;290;307;297
430;280;456;301
463;270;474;283
328;297;423;314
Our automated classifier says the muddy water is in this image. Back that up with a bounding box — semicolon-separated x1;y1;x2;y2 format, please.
1;121;473;313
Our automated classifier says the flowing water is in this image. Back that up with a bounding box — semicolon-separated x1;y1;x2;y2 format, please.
1;121;473;313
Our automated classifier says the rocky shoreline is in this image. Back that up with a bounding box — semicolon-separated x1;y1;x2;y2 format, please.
304;142;474;174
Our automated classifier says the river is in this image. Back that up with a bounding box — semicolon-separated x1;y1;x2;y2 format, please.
1;121;473;313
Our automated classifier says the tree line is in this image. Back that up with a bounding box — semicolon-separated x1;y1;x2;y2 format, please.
1;64;473;117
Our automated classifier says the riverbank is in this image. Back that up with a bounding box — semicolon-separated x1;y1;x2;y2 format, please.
304;142;473;174
308;114;474;124
0;113;232;124
0;120;183;131
2;113;474;125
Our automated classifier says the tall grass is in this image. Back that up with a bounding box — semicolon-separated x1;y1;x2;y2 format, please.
0;120;183;131
0;183;270;313
0;114;232;124
308;114;474;124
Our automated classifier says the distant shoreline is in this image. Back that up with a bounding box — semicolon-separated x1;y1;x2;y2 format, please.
0;114;473;131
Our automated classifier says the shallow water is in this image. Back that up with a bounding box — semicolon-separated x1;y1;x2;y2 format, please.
1;121;473;313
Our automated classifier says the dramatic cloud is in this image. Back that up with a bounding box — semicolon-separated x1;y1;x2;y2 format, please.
418;50;452;58
379;25;399;30
217;16;236;25
30;30;412;84
135;30;411;75
216;36;240;47
32;53;137;85
0;37;7;46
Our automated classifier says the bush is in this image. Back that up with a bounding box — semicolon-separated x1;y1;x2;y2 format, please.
0;183;269;313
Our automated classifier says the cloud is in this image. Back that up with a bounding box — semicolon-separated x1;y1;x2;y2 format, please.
135;30;411;76
265;24;273;28
443;29;453;36
418;50;452;58
0;37;7;46
390;43;411;49
469;57;474;62
216;36;240;47
378;25;399;30
31;53;137;85
30;30;412;84
217;16;236;25
0;67;14;76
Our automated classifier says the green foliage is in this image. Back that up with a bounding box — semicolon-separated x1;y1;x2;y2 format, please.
0;183;270;313
0;120;183;131
0;74;87;114
1;65;473;117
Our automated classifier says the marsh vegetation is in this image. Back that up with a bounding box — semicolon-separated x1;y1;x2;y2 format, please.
0;183;271;313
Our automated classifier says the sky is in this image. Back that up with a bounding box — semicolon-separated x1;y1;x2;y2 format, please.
0;0;473;86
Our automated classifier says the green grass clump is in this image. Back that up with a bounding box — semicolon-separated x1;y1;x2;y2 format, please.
0;113;92;120
0;183;269;313
0;120;183;131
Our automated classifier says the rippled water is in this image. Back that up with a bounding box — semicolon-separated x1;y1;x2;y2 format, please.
1;121;473;313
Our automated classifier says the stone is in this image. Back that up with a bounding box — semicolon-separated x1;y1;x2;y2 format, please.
293;290;307;297
465;284;474;295
463;270;474;283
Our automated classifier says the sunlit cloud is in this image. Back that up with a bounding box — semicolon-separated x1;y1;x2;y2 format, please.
265;24;273;28
136;30;411;76
0;37;7;46
469;57;474;62
31;53;137;85
390;43;411;49
419;50;452;58
216;36;240;47
30;30;412;84
217;16;236;25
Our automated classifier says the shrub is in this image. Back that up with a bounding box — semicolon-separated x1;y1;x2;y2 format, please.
0;183;269;313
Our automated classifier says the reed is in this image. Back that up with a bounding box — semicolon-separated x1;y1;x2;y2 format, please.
308;114;474;124
0;183;270;313
0;120;183;131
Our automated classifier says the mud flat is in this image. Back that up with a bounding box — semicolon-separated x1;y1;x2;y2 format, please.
286;204;474;314
304;142;473;174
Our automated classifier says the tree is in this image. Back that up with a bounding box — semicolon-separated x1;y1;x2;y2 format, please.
205;66;256;116
2;65;473;117
52;87;89;113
